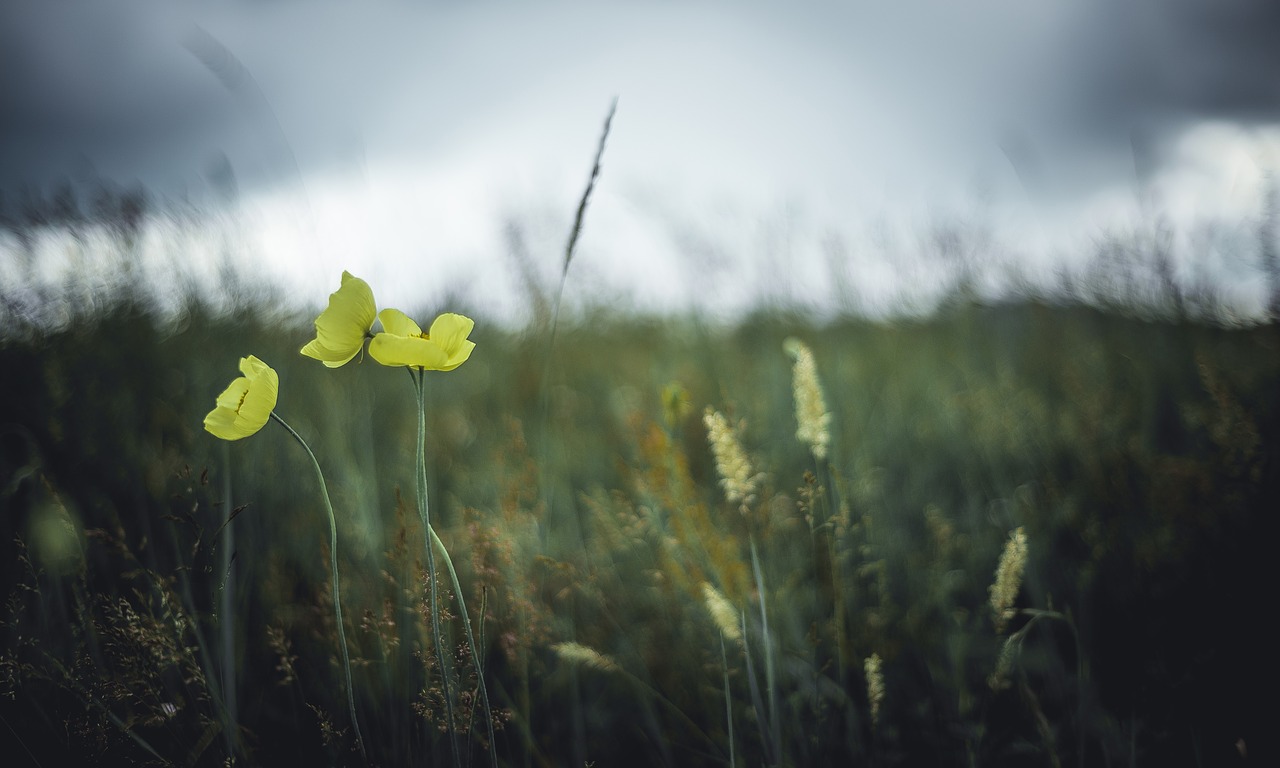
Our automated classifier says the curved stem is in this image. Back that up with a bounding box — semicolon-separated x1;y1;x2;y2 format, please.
429;524;499;766
413;371;462;768
270;411;366;763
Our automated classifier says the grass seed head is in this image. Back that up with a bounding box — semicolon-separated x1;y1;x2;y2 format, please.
552;642;621;674
701;582;743;643
703;407;760;508
989;527;1028;633
784;338;832;461
864;653;885;727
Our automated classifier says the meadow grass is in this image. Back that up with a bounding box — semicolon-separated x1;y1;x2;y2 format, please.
0;287;1276;766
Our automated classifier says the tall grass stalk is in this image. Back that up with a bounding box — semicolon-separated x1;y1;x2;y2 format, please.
749;535;781;762
549;96;617;345
538;98;618;506
537;97;616;424
739;608;775;764
721;632;736;768
268;411;366;762
533;101;617;765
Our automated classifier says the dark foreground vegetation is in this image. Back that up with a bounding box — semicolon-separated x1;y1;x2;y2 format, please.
1;276;1276;767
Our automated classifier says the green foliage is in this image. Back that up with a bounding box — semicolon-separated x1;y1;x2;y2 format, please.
1;296;1276;766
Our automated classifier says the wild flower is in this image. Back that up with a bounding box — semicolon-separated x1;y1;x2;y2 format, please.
202;355;278;440
702;582;743;643
864;652;885;727
989;527;1028;633
783;338;831;460
300;270;377;367
201;354;365;759
365;300;489;768
369;309;476;371
703;408;760;507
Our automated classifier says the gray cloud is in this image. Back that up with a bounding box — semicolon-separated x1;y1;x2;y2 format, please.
1;0;1278;217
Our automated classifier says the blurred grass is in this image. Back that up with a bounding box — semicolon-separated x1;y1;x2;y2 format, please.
1;287;1277;766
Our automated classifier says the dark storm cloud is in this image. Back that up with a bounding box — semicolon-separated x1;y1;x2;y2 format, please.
0;1;291;214
1041;1;1278;150
1;0;1278;215
1130;0;1280;118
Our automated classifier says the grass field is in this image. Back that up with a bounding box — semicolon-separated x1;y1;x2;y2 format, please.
1;244;1277;766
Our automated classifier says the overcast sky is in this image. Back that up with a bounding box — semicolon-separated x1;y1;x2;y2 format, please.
3;0;1280;321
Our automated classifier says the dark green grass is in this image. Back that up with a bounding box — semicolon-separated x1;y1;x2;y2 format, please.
1;291;1276;767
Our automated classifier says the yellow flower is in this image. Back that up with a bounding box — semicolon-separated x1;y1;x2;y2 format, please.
301;271;377;367
204;355;279;440
369;309;475;371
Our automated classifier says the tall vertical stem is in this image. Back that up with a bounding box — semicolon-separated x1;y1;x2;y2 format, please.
219;442;238;758
750;535;780;763
415;370;462;767
269;412;366;762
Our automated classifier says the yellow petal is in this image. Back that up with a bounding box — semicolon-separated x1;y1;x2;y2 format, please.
377;307;422;337
235;355;278;432
203;406;241;440
300;338;359;368
369;333;449;369
214;377;250;410
203;356;279;440
240;354;275;380
428;313;475;356
439;339;476;371
302;271;375;366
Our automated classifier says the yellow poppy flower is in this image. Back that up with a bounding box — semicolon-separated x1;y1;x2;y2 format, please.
368;309;475;371
204;355;279;440
301;271;377;367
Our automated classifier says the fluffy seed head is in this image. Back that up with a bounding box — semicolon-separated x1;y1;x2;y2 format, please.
703;407;761;507
864;653;885;727
552;642;620;674
784;338;832;460
989;527;1028;633
702;582;743;643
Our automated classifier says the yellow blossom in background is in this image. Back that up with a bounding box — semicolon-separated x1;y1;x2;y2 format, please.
989;527;1028;633
369;309;476;371
661;380;692;432
300;271;377;367
784;337;832;460
703;407;760;507
204;355;278;440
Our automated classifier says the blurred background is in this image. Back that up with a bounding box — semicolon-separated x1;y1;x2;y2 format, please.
3;0;1279;323
2;2;1278;766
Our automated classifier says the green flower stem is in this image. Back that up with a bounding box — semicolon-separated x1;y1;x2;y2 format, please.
412;370;461;768
219;442;238;759
269;411;366;763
